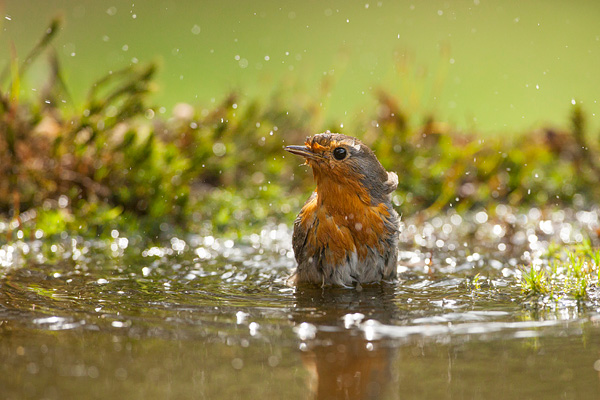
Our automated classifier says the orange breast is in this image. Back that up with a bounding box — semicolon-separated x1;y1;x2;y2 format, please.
298;192;390;265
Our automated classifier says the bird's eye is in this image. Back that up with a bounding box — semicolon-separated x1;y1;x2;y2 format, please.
333;147;347;160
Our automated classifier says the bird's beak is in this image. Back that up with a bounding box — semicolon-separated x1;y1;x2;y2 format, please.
284;145;320;161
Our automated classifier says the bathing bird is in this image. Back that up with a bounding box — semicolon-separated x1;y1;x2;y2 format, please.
285;132;399;287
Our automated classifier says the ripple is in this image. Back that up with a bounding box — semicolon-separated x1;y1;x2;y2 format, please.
0;207;598;345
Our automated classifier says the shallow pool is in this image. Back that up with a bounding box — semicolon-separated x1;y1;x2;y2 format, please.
1;208;600;399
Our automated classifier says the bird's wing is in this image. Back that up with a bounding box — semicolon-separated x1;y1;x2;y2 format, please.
292;191;317;261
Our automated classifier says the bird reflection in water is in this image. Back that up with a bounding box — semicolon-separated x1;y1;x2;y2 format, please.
292;284;399;399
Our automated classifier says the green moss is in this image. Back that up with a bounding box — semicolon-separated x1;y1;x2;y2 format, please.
519;240;600;300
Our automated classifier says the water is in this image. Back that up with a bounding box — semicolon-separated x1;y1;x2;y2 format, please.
1;208;600;399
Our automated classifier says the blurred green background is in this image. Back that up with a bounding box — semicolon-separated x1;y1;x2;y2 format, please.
2;0;599;134
2;0;600;239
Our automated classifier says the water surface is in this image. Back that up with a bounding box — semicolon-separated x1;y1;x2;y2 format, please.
1;208;600;399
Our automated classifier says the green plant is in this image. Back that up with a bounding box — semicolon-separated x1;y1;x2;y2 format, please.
520;266;550;296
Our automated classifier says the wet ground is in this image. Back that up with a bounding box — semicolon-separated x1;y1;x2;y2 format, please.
1;206;600;399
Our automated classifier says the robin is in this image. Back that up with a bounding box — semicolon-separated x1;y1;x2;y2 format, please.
285;132;399;287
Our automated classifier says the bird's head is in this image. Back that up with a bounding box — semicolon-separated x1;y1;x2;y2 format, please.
285;132;398;205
